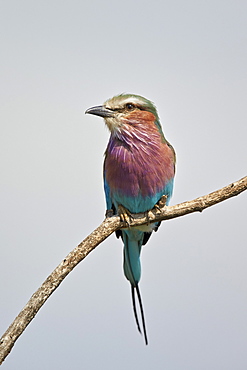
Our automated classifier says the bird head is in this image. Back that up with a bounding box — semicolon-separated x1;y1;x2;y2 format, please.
85;94;161;134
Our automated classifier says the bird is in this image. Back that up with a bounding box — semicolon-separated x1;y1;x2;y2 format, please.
85;94;176;345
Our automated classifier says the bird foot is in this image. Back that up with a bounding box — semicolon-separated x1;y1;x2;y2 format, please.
118;204;133;227
143;195;168;224
154;195;168;213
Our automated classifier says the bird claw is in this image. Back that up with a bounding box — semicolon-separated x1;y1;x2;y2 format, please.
118;204;133;227
144;210;153;224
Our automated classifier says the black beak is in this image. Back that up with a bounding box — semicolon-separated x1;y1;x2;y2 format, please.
85;105;114;118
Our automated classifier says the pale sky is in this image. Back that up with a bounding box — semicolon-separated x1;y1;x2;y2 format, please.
0;0;247;369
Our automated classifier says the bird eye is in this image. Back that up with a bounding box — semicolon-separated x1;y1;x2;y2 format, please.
126;103;134;110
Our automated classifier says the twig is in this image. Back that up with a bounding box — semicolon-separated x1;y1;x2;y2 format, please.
0;175;246;364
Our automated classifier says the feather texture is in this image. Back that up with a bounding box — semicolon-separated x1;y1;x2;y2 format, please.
86;94;176;345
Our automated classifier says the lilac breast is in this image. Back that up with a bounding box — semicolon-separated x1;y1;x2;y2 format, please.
104;132;175;199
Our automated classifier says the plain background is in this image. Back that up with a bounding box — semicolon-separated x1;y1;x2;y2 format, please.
0;0;246;369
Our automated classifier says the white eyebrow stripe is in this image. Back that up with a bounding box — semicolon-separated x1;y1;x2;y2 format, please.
121;97;146;106
106;96;149;110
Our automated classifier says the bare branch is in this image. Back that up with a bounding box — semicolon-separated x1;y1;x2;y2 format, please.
0;175;246;364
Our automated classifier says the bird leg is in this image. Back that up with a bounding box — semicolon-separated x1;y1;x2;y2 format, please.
118;204;133;227
143;195;168;224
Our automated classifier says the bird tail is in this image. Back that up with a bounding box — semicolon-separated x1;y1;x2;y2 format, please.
123;231;142;286
131;284;148;345
123;231;148;345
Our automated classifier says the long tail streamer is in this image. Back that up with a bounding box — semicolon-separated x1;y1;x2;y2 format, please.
131;284;148;345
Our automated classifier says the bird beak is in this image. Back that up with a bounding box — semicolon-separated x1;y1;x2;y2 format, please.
85;105;114;118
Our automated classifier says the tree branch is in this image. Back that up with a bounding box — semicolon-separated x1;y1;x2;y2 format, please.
0;175;246;364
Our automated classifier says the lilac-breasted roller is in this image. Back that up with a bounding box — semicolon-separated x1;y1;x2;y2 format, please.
85;94;175;344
